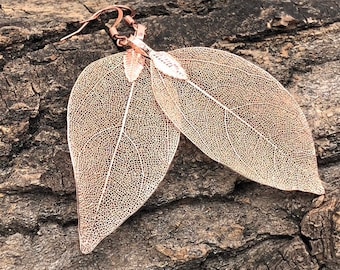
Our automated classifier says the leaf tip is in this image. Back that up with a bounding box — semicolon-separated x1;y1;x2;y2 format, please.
79;235;100;254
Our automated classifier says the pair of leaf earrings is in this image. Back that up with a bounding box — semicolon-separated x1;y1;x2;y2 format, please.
62;5;325;254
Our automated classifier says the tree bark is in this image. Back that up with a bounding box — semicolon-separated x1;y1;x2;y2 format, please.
0;0;339;269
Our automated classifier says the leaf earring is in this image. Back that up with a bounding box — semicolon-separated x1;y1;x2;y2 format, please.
62;5;324;254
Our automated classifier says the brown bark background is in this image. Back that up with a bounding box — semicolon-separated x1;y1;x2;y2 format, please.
0;0;339;269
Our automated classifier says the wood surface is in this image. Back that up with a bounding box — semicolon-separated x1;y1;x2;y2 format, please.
0;0;339;269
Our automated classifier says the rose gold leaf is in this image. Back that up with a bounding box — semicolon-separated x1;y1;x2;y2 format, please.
149;51;188;80
124;49;145;82
151;47;324;195
67;52;180;253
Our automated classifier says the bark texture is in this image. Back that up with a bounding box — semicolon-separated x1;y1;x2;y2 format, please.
0;0;339;269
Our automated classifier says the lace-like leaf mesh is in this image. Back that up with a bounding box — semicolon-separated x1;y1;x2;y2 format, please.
67;53;180;254
68;46;324;254
151;47;324;195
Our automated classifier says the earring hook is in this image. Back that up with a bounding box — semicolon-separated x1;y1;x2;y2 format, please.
60;5;135;41
60;5;148;57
